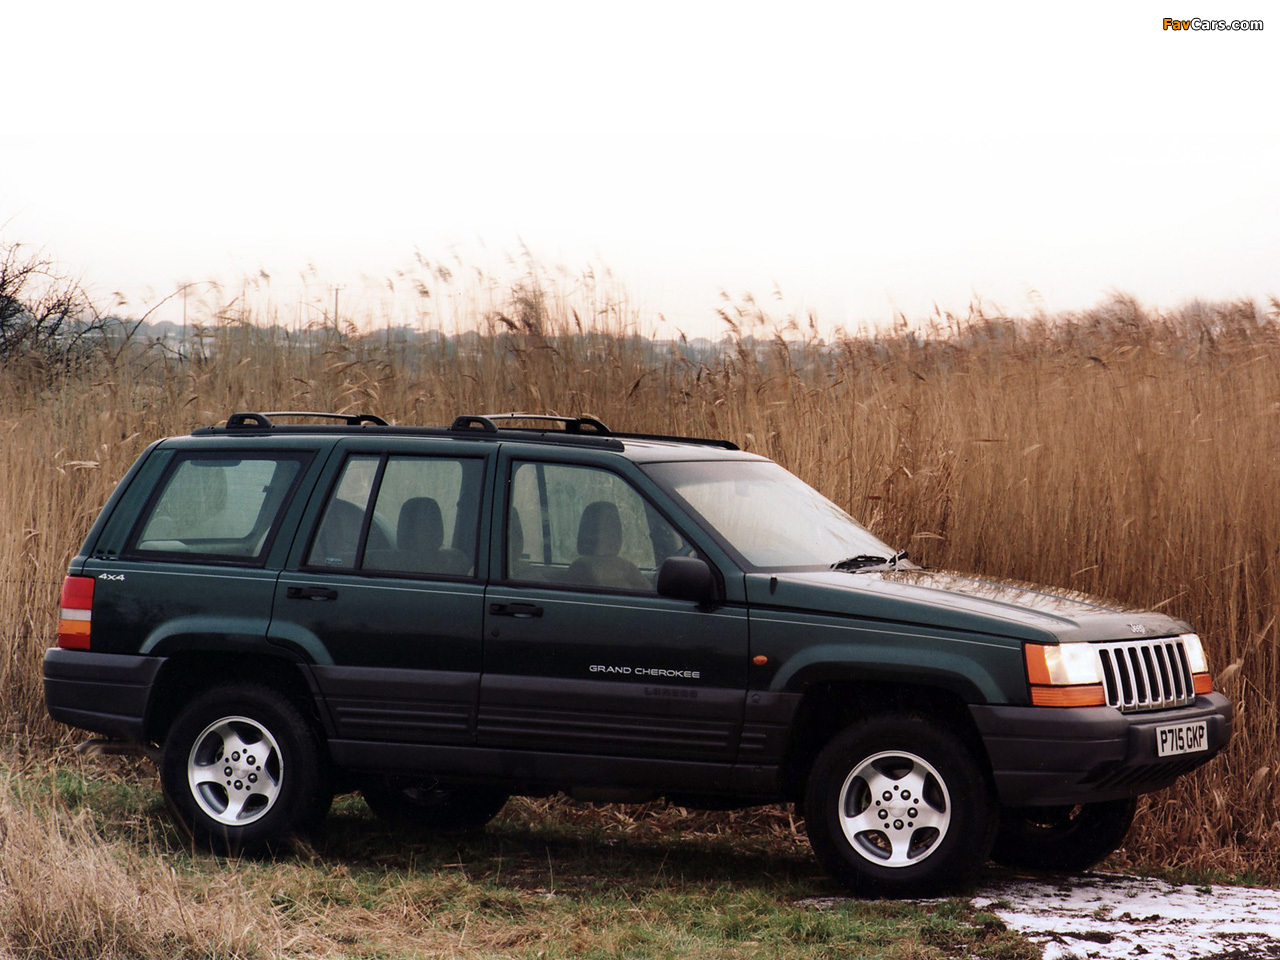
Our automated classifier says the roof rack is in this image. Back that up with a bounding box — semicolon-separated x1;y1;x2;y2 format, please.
226;411;389;429
202;410;737;451
448;413;737;450
449;413;611;435
610;429;738;451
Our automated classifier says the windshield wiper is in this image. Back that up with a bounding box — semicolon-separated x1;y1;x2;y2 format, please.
830;550;908;573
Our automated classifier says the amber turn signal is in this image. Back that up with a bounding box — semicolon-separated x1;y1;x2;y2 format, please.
1029;683;1107;707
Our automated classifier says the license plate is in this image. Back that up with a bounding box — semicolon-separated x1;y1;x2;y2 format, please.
1156;720;1209;757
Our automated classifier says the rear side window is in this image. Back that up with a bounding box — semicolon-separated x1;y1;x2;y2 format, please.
305;454;484;578
129;452;310;564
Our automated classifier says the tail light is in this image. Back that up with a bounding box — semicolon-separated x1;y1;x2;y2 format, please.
57;575;94;650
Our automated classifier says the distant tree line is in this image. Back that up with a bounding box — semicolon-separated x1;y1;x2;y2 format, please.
0;242;105;363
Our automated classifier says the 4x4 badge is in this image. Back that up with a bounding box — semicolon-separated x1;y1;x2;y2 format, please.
1129;623;1148;635
99;573;126;581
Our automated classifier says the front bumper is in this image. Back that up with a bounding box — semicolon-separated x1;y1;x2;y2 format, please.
43;648;165;742
969;692;1233;807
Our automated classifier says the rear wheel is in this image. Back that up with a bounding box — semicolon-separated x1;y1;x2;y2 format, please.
991;798;1137;872
803;715;995;897
160;683;330;855
360;776;509;833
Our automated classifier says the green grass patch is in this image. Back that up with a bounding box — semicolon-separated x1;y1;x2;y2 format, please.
2;756;1038;959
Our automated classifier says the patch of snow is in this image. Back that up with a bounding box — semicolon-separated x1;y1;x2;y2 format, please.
806;873;1280;959
972;873;1280;960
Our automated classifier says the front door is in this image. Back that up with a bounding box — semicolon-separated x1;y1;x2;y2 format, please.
480;453;749;766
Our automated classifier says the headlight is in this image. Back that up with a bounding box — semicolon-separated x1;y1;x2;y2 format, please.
1024;642;1106;707
1180;633;1213;694
1181;633;1209;674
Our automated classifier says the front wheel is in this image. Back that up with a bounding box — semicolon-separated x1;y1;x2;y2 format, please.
803;715;996;897
991;798;1137;872
160;683;330;855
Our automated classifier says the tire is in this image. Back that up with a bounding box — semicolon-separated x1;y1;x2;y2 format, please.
160;683;330;856
991;798;1137;872
360;776;509;834
803;715;996;897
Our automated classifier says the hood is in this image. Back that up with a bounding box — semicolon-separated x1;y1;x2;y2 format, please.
744;568;1191;644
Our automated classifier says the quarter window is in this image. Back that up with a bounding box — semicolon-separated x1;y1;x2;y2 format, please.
131;453;309;563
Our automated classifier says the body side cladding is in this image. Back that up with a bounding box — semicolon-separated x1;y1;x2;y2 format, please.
309;664;478;744
477;674;744;761
739;690;804;764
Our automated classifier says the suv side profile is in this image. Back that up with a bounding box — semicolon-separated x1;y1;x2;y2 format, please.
45;412;1233;895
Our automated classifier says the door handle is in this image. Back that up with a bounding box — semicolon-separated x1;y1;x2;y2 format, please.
489;601;543;618
287;586;339;601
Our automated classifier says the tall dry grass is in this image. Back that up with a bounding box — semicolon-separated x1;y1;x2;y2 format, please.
0;780;291;958
2;275;1279;882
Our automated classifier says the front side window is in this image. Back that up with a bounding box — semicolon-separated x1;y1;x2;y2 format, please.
306;454;482;577
506;461;691;592
131;452;309;563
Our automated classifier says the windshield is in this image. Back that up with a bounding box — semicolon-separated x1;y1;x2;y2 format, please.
644;459;898;570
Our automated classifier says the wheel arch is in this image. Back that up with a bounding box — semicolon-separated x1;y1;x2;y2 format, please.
145;649;326;744
779;675;995;801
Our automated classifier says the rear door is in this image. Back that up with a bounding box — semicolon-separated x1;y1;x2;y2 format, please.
269;437;494;747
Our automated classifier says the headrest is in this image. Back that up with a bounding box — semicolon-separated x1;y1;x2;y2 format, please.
577;501;623;557
398;497;444;552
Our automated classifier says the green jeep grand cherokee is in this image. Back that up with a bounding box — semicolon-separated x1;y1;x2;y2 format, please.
44;412;1233;895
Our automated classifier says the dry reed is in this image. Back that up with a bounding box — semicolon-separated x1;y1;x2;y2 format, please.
2;275;1279;891
0;781;290;958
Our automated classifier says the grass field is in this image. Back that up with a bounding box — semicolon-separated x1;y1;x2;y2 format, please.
2;266;1278;956
0;752;1034;959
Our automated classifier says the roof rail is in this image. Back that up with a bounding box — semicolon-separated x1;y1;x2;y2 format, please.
206;410;735;451
447;413;737;449
609;430;739;451
226;411;389;429
450;413;612;435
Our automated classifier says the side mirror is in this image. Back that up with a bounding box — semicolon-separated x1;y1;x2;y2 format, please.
656;557;718;604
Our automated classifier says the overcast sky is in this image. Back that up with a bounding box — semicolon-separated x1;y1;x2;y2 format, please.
1;1;1276;337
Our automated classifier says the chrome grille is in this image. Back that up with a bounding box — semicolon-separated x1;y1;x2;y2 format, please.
1096;637;1196;712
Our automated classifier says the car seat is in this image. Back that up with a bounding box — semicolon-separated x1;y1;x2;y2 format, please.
566;501;651;591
